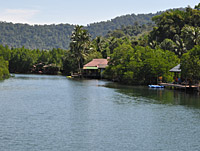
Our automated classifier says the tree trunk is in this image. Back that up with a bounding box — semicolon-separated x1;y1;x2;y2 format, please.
78;61;81;78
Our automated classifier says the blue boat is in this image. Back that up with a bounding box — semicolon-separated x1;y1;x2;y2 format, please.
148;85;164;88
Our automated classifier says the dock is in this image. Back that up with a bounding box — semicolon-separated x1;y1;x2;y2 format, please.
160;83;200;91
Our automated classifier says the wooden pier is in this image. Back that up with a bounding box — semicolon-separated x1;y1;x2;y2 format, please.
160;83;200;91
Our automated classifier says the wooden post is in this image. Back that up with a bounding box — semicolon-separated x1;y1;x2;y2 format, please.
185;77;187;92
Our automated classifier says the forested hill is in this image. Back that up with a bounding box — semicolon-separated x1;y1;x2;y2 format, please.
86;12;160;38
0;11;167;50
0;23;74;50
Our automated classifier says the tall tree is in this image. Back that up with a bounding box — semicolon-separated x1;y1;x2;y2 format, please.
195;3;200;10
181;25;200;50
149;6;200;57
181;45;200;81
0;56;9;80
69;25;91;75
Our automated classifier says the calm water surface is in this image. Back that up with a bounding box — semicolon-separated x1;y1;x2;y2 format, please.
0;74;200;151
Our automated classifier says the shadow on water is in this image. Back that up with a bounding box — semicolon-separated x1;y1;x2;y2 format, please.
104;82;200;109
12;74;66;80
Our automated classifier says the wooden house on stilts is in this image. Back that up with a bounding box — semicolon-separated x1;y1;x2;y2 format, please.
83;59;108;79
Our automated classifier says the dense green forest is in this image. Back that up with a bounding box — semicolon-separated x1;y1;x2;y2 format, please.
0;45;66;76
0;11;163;50
0;23;74;50
0;4;200;84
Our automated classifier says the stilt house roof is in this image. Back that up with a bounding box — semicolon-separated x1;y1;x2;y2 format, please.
169;64;181;72
83;59;108;69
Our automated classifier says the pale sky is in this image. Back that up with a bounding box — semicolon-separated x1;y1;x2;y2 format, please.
0;0;199;25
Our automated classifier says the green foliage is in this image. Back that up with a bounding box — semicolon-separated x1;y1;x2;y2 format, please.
0;45;66;74
181;25;200;50
104;43;133;81
0;45;10;79
9;47;37;73
87;12;160;39
106;23;154;38
195;3;200;10
0;23;74;50
181;45;200;80
0;56;9;80
159;39;177;51
0;45;11;60
69;25;91;74
84;51;102;64
104;44;179;84
149;6;200;57
0;12;160;50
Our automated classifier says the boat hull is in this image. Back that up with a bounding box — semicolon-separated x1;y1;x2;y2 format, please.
148;85;164;88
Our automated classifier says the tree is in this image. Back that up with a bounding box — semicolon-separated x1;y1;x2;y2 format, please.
104;43;179;84
149;7;200;57
104;43;134;82
150;10;185;43
173;34;187;57
160;38;177;51
195;3;200;10
0;56;9;80
181;25;200;50
181;45;200;81
69;25;91;75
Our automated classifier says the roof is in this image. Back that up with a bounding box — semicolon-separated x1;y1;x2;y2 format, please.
83;59;108;69
169;64;181;72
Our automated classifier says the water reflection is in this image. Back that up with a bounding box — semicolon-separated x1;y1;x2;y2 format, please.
12;74;65;80
104;82;200;108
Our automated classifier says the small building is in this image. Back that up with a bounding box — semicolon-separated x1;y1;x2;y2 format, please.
161;64;200;91
31;63;59;75
169;64;181;83
83;59;108;78
43;64;59;75
31;63;45;73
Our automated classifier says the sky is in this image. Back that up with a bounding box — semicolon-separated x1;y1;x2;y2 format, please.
0;0;199;26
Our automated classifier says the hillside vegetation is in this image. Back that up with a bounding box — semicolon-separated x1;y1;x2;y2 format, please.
0;23;74;50
0;12;163;50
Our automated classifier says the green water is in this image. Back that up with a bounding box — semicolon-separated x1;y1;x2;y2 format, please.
0;74;200;151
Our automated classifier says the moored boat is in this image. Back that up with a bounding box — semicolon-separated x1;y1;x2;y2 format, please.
148;85;164;88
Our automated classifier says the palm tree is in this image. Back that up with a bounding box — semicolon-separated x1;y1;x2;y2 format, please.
195;3;200;10
181;25;200;50
69;25;91;76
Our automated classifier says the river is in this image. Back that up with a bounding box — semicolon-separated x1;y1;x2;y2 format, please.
0;74;200;151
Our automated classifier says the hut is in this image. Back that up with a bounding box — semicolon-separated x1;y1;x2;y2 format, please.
160;64;200;91
31;63;45;74
31;63;59;74
83;59;108;78
169;64;181;84
43;64;59;75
